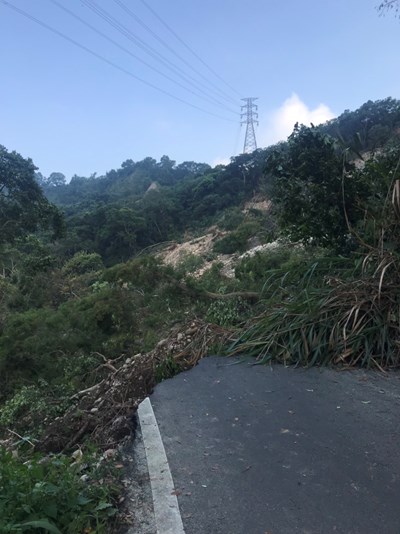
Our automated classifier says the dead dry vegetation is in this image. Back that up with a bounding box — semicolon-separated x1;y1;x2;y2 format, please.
34;319;232;454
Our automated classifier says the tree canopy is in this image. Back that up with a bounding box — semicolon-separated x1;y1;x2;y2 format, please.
267;125;366;248
378;0;400;16
0;145;63;243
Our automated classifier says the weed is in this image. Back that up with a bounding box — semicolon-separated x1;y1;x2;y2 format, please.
206;297;248;327
0;448;118;533
155;356;182;382
175;252;204;277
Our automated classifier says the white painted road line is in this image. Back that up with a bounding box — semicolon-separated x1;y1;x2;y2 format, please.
137;397;185;534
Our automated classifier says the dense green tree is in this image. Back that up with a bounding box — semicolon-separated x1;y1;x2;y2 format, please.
0;145;64;243
68;204;146;263
229;150;267;192
267;125;366;248
140;191;178;243
351;143;400;249
46;172;66;187
176;161;211;177
156;155;176;186
96;206;144;261
320;98;400;152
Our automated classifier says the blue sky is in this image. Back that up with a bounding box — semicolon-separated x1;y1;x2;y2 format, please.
0;0;399;179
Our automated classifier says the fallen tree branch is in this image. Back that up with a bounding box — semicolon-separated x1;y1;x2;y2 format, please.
62;421;91;453
70;380;104;400
205;290;259;302
160;272;260;303
7;428;36;448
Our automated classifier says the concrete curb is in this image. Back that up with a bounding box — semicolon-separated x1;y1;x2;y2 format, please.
137;397;185;534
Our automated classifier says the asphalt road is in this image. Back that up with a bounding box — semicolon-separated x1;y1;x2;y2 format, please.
150;356;400;534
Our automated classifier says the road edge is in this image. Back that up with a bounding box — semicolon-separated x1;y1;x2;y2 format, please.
137;397;185;534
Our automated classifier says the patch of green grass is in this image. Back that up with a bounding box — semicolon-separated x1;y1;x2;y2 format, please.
206;297;249;327
213;220;263;254
155;356;182;382
175;252;204;277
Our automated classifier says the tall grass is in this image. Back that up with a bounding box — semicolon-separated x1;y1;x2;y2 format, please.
230;250;400;369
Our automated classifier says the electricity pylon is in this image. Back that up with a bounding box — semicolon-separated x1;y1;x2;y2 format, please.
241;97;259;153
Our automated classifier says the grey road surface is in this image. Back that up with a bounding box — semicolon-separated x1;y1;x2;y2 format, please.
150;356;400;534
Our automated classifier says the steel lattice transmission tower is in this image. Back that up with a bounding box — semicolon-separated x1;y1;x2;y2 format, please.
241;97;259;153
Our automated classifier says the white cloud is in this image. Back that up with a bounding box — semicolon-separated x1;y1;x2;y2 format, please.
211;156;230;167
260;93;335;147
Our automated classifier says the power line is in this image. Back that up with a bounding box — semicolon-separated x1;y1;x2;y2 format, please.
139;0;242;99
49;0;237;115
80;0;238;115
112;0;238;107
0;0;237;122
82;0;237;114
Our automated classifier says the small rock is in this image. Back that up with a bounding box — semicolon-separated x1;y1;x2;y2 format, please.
80;474;90;483
90;407;99;413
72;449;83;462
186;327;197;335
103;448;117;459
177;333;184;342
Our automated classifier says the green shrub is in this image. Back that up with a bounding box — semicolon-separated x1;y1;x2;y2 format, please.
0;448;117;533
213;233;247;254
0;278;19;330
0;381;72;435
155;356;182;382
218;207;244;231
0;287;137;399
235;220;262;240
213;220;263;254
235;246;298;287
175;252;204;277
234;246;332;293
103;256;172;289
62;252;104;276
236;248;290;281
189;262;236;294
206;297;248;326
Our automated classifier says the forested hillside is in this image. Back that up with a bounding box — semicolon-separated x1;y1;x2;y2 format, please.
1;97;400;532
31;97;400;267
35;150;268;265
